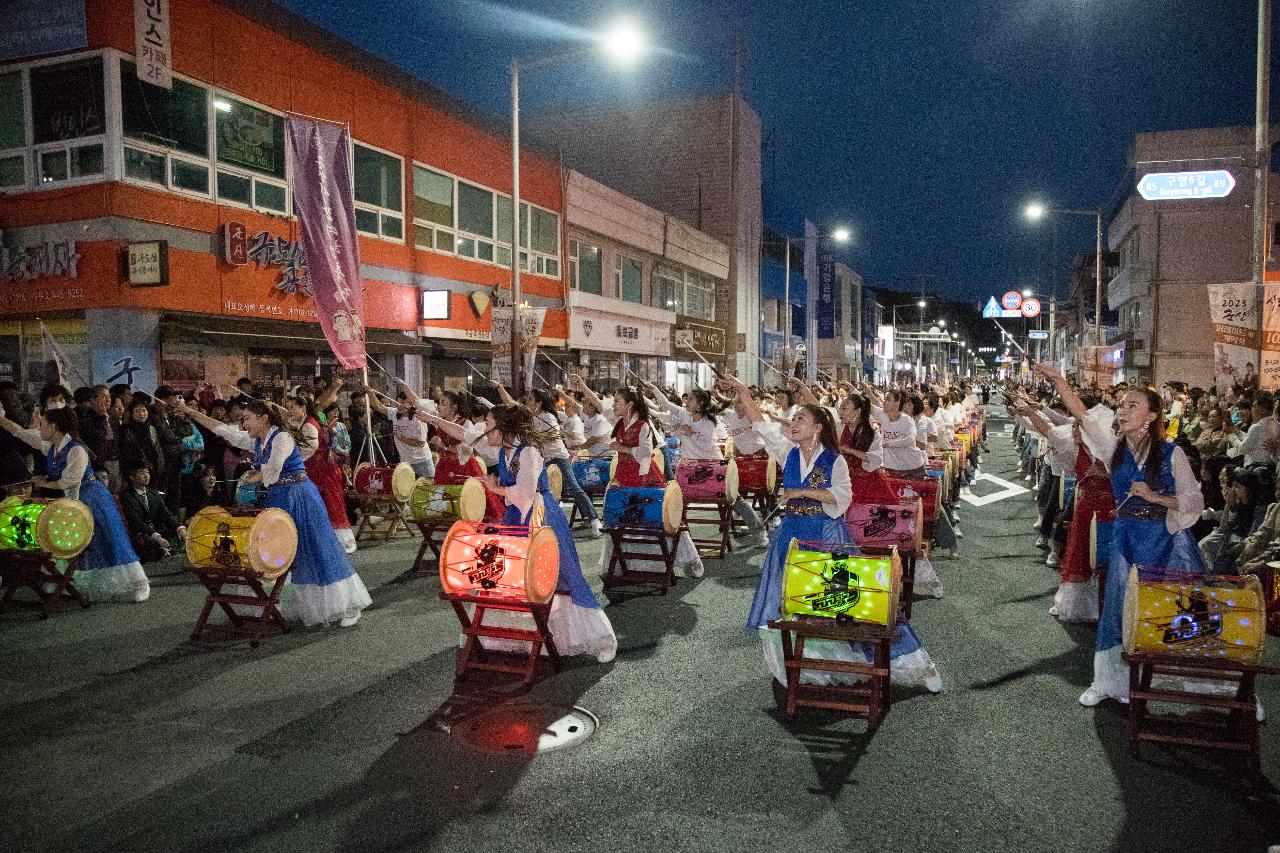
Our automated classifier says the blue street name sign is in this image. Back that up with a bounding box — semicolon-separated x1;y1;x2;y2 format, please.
1028;330;1049;340
1137;170;1236;201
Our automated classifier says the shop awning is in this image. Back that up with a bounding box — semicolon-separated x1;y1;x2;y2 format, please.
165;317;431;354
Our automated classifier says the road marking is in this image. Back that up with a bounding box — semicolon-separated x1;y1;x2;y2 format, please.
959;472;1030;506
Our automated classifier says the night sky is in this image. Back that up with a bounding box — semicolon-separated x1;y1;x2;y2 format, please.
279;0;1266;305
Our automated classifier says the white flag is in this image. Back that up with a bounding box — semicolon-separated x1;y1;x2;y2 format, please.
40;321;74;386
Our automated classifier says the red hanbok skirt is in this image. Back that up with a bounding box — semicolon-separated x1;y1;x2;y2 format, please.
1060;474;1115;583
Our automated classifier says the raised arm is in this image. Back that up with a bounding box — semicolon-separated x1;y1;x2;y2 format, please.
789;377;820;408
1032;363;1087;421
315;375;344;410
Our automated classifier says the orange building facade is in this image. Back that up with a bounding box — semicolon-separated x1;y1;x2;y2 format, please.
0;0;568;393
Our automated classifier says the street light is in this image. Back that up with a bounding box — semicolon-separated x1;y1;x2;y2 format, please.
1025;200;1105;349
508;20;648;394
773;224;853;381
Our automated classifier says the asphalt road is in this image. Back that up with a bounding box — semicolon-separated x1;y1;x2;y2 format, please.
3;410;1280;853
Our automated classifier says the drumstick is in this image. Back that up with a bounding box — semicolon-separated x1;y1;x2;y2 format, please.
465;361;494;383
537;349;568;379
755;355;786;379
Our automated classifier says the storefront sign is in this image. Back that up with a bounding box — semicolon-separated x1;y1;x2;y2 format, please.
133;0;171;89
490;306;546;386
816;238;836;338
0;1;87;62
223;222;311;296
92;347;158;391
1;239;80;283
126;240;168;286
1261;284;1280;392
1208;283;1260;394
568;310;671;356
672;318;725;359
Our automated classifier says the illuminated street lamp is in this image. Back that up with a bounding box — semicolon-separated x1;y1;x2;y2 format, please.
1025;200;1105;349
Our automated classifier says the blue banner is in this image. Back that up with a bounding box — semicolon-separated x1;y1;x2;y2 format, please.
816;238;836;339
0;0;86;61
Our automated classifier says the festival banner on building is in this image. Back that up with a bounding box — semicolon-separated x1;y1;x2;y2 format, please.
816;237;836;339
1261;283;1280;391
1207;283;1261;394
284;115;366;370
803;219;819;383
490;306;546;387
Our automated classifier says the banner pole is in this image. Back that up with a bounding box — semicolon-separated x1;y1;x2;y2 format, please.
362;365;376;466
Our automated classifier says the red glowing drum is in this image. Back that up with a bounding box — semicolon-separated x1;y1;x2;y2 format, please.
675;458;739;503
887;476;939;523
353;462;416;503
438;520;560;603
734;453;777;493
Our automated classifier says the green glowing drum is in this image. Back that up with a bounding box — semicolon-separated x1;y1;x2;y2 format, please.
782;538;901;625
0;496;94;560
409;477;487;523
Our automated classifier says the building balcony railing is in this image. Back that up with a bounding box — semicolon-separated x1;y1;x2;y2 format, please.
1106;264;1152;311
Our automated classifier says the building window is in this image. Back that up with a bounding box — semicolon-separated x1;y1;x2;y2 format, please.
685;273;716;321
119;60;212;199
456;181;495;260
28;56;106;186
0;70;25;150
413;165;456;250
651;265;684;312
213;94;287;212
832;275;844;334
615;254;643;303
353;142;403;241
573;240;603;295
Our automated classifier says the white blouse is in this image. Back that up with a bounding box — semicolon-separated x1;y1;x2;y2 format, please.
1045;423;1077;477
289;418;320;462
1078;405;1204;534
652;391;719;461
873;410;924;470
474;441;543;522
752;421;852;519
581;413;613;459
18;431;89;499
533;411;570;461
721;408;766;455
215;424;296;487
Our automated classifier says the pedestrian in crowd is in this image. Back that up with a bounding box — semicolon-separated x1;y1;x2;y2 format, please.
150;386;193;515
118;398;166;492
183;464;224;518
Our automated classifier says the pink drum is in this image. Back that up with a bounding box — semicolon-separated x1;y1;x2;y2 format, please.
844;500;922;555
675;458;739;503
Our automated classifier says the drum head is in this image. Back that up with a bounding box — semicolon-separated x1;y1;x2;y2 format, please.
653;450;665;477
546;464;563;501
391;463;417;502
724;459;739;502
35;498;94;559
458;477;488;522
185;506;233;567
523;525;560;603
354;462;371;476
661;482;684;533
608;452;619;482
246;508;298;579
1089;517;1100;571
765;458;778;492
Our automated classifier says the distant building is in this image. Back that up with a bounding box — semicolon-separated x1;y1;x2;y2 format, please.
531;93;764;382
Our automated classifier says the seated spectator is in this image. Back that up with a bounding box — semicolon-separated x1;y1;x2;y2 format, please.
121;462;186;563
1237;471;1280;575
183;464;224;518
1200;467;1262;572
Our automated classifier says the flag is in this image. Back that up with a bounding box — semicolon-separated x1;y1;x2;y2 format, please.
284;115;367;369
40;320;74;386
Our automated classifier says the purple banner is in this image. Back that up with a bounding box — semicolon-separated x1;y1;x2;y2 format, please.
284;116;366;369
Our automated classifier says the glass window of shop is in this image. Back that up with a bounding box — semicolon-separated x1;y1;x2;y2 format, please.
650;265;684;313
457;181;496;262
28;56;106;186
0;71;25;189
353;142;404;241
570;239;603;296
615;254;643;303
120;60;211;196
684;273;716;322
412;165;456;252
214;95;288;213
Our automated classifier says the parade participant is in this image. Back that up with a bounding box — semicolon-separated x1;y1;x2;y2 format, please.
835;393;900;504
1035;364;1206;706
473;402;617;662
572;375;705;577
286;396;355;554
579;391;614;459
0;406;149;602
398;384;486;485
725;376;942;692
523;387;601;538
384;391;434;479
647;382;768;547
180;398;371;627
863;385;926;477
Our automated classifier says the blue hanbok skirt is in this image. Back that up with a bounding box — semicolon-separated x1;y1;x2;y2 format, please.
267;477;370;625
1096;516;1206;651
73;478;149;601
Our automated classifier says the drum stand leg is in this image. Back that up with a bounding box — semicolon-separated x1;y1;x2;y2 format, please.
900;553;917;621
445;592;562;688
604;528;678;594
682;501;733;560
0;554;88;619
769;617;893;728
410;521;444;575
190;568;290;648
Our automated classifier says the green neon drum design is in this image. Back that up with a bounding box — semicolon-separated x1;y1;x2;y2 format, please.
0;496;95;559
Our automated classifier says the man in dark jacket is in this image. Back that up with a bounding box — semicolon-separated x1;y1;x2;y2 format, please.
121;462;186;562
78;385;111;476
151;386;193;513
0;381;32;489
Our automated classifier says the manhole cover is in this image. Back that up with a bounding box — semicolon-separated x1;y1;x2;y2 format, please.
452;700;598;754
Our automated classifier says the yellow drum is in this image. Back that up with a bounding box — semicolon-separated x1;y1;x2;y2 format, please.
185;506;298;579
439;520;559;603
782;538;901;625
546;463;563;501
1123;568;1266;664
410;477;488;523
0;496;94;559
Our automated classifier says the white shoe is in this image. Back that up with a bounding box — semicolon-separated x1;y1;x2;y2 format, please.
1035;536;1047;549
367;515;384;525
132;583;151;603
1032;518;1042;530
1046;551;1060;568
588;519;603;540
1048;605;1060;617
752;530;769;548
339;612;361;628
1259;699;1266;722
947;548;959;560
954;529;964;539
924;671;943;693
596;643;618;664
1078;685;1110;707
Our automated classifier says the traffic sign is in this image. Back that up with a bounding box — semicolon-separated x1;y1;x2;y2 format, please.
982;296;1001;318
1028;330;1049;340
1137;170;1236;201
1001;291;1023;311
1021;298;1041;318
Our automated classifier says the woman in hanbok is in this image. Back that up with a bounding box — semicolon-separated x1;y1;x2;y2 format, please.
179;399;371;627
1035;364;1207;706
0;407;149;601
570;377;705;578
286;396;355;554
471;402;617;662
724;377;942;693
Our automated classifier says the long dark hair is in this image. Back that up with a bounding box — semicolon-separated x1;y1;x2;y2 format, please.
488;402;558;447
613;387;651;424
246;398;314;450
686;388;721;421
842;395;875;452
1109;388;1165;486
799;403;840;452
439;390;473;421
43;407;80;440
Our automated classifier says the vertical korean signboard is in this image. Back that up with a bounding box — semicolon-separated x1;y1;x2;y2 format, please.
1207;283;1260;394
133;0;171;89
816;237;836;339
